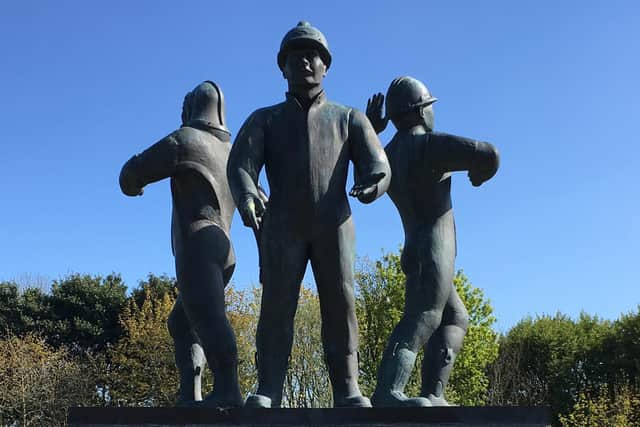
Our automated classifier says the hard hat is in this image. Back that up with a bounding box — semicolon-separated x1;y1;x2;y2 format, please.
385;76;437;119
277;21;332;70
181;81;229;134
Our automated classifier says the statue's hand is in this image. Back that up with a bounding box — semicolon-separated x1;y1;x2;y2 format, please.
238;193;266;231
468;168;496;187
366;93;388;134
349;172;386;203
119;166;144;197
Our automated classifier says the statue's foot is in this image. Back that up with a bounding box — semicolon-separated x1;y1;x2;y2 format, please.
175;398;200;408
371;390;431;407
334;395;372;408
424;393;451;406
244;394;273;408
188;392;243;409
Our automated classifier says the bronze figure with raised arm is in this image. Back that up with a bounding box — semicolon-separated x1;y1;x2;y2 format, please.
366;76;499;407
119;81;242;409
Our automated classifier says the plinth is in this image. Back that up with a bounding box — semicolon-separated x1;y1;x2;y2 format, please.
69;406;551;427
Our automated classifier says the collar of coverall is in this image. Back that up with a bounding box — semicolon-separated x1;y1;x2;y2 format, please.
286;89;326;110
182;119;231;142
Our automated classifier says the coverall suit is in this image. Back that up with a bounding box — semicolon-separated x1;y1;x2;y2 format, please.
382;130;498;402
120;90;241;406
227;90;391;407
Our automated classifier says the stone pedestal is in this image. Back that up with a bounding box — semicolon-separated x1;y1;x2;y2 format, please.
68;406;551;427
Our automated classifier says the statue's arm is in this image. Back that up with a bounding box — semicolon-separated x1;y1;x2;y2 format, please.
348;109;391;203
432;133;500;186
119;134;180;196
227;111;266;229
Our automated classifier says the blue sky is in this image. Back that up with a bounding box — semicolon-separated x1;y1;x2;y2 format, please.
1;1;638;331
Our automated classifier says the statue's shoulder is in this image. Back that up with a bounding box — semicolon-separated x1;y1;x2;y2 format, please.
323;99;352;115
250;101;287;120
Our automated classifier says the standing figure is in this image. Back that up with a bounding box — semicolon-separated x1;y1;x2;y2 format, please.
119;81;242;408
227;22;391;408
366;76;499;407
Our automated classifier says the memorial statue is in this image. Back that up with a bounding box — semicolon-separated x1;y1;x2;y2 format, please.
119;81;242;409
365;77;500;407
227;22;391;408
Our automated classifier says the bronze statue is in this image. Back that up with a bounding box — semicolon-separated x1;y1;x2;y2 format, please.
227;22;391;408
119;81;242;409
366;77;499;407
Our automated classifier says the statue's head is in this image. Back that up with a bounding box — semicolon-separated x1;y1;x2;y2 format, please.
385;76;437;131
181;81;229;135
278;22;331;86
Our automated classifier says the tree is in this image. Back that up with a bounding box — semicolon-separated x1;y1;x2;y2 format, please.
108;288;177;406
0;281;51;338
355;250;499;405
0;333;101;426
225;285;259;397
130;274;177;309
487;312;612;423
48;273;128;350
559;385;640;427
283;286;332;408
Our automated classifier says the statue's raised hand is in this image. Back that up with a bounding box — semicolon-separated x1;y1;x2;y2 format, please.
366;93;388;134
238;193;266;231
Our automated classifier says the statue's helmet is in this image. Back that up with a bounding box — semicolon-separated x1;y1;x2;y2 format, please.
385;76;437;120
277;21;332;71
181;81;229;135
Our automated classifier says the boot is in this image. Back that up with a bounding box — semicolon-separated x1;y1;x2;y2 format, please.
421;346;456;406
247;351;286;408
371;345;431;407
326;352;371;408
245;393;273;408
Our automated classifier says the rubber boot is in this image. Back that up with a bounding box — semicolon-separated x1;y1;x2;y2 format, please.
167;301;206;407
326;352;371;408
198;358;244;409
173;343;206;407
245;351;285;408
421;346;456;406
371;345;431;407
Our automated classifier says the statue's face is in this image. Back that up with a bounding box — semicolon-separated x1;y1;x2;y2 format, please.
421;104;435;131
282;47;327;86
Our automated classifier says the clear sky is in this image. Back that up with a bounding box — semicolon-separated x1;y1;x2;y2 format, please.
1;1;638;331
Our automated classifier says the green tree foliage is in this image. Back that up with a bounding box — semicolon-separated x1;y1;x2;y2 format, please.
487;312;614;424
0;333;101;426
283;287;332;408
108;288;177;406
559;385;640;427
130;274;177;309
355;250;498;404
48;273;128;350
448;272;499;405
225;285;259;396
355;253;406;396
227;285;332;407
0;281;51;337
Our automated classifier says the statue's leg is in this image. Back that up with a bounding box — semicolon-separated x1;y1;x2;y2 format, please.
167;295;206;404
420;283;468;406
246;226;308;408
372;229;455;407
176;222;242;408
310;218;370;408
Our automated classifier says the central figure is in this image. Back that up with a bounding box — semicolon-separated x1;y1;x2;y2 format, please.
227;21;391;408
